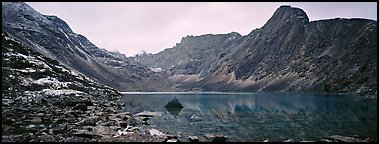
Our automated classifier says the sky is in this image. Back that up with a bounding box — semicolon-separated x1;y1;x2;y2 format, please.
27;2;377;57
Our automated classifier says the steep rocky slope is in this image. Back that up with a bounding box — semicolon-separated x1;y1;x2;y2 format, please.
2;32;177;142
134;6;377;95
2;2;174;92
2;32;121;141
133;32;244;76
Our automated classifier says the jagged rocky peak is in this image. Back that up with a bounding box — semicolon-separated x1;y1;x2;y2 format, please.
2;2;33;12
2;2;50;24
273;5;309;22
2;2;73;34
262;5;309;32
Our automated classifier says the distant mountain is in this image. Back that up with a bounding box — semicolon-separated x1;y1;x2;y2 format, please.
2;2;174;92
133;5;377;95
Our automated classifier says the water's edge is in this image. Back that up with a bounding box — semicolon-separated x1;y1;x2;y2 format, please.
120;93;377;142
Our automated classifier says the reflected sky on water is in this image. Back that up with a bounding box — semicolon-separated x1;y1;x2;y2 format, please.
120;93;377;142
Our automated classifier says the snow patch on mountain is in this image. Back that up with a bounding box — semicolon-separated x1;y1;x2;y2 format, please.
150;67;163;73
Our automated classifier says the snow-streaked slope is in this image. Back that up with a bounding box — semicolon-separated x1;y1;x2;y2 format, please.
2;2;175;91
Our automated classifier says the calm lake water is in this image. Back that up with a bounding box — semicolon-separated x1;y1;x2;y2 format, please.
120;92;377;142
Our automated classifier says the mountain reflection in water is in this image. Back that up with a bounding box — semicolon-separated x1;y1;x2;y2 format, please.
120;93;377;142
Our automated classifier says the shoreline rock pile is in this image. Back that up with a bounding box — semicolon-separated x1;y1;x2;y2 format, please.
1;32;167;142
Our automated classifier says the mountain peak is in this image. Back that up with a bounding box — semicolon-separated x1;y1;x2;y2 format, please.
2;2;52;26
261;5;309;32
2;2;36;14
275;5;309;22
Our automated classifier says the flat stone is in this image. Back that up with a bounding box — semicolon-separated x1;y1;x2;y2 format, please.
137;116;150;121
284;139;293;142
30;117;42;123
320;139;334;142
190;114;202;121
204;134;215;139
108;115;121;121
149;128;165;136
134;111;160;117
87;106;95;111
166;139;179;142
188;136;199;142
204;134;227;142
92;125;114;136
103;103;111;107
36;113;44;117
329;135;367;142
75;116;99;126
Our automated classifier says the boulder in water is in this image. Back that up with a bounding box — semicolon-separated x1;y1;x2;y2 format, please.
164;97;183;109
165;97;184;117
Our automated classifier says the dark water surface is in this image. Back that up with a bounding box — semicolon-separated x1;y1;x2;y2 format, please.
120;92;377;142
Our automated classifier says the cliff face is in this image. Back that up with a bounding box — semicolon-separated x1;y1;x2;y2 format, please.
133;32;244;76
2;2;174;92
3;3;376;95
135;6;377;95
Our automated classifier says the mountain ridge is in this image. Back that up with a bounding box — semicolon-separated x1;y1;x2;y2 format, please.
2;2;176;92
134;5;377;95
2;3;376;96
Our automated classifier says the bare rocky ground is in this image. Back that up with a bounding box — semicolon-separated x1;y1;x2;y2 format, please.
2;32;186;142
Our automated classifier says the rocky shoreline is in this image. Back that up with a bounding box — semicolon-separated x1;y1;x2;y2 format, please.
2;32;169;142
2;4;376;142
2;89;374;142
1;85;224;142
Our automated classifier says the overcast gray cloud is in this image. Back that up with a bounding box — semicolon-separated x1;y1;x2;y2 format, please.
26;2;377;56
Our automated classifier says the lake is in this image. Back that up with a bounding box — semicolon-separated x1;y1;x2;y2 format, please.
120;92;377;142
